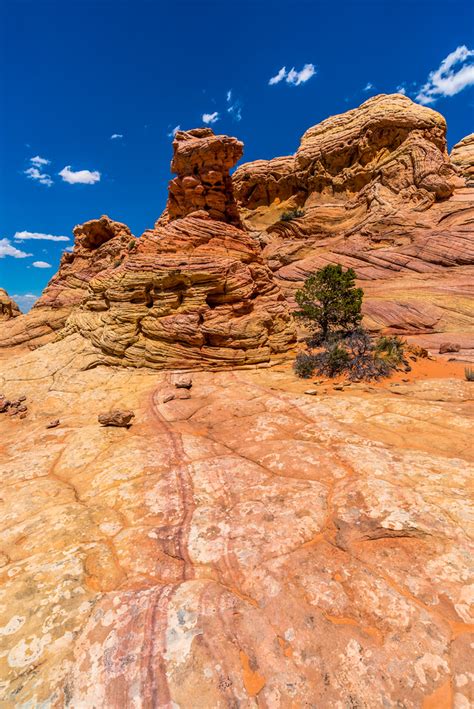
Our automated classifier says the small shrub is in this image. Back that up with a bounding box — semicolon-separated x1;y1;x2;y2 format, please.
294;351;318;378
113;258;122;268
375;335;406;368
128;239;137;251
313;340;350;377
281;208;305;222
465;367;474;381
344;328;390;381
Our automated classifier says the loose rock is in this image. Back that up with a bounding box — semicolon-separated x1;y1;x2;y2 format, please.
439;342;461;354
98;410;135;427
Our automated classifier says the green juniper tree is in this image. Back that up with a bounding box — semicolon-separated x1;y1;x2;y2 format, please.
294;264;363;341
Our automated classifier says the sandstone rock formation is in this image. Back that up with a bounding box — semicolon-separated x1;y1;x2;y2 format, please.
234;94;461;208
66;210;296;369
0;289;21;321
0;216;133;351
233;94;474;352
451;133;474;185
0;337;472;706
167;127;243;225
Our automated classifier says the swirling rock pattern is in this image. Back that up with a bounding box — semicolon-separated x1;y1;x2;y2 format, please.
0;217;133;351
0;290;21;321
0;337;472;706
233;95;474;349
66;211;296;369
234;94;461;207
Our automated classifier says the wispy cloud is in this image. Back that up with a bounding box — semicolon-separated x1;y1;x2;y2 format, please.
168;125;181;138
24;166;53;187
30;155;50;166
0;238;32;259
59;166;101;185
32;260;52;268
12;293;38;312
202;111;219;125
14;230;69;242
269;67;287;85
363;82;374;92
269;64;316;86
226;89;242;121
396;84;407;95
416;45;474;105
110;133;123;140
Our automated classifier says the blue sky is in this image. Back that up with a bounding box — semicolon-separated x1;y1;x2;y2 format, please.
1;0;473;311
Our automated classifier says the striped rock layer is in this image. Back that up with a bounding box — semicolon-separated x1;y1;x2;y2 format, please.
233;94;474;353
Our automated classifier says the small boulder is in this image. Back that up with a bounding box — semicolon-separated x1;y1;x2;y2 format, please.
98;410;135;427
439;342;461;354
174;376;193;390
304;389;318;396
46;419;60;429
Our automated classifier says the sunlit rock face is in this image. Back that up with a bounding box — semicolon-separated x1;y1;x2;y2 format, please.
451;133;474;185
0;289;21;321
233;94;474;347
234;94;461;207
0;216;133;351
167;127;243;226
66;210;296;369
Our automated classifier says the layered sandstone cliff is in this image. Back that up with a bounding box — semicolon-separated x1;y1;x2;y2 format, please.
0;217;132;350
65;211;295;369
1;95;473;358
60;129;295;369
233;94;474;346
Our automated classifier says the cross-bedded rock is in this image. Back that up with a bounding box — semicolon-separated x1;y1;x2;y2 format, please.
66;210;296;369
167;128;243;225
233;94;474;350
0;216;133;351
234;94;461;208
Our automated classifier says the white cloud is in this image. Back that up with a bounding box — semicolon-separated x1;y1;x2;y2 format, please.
416;45;474;105
269;66;287;85
287;64;316;85
24;166;53;187
269;64;316;86
32;260;52;268
226;89;232;102
12;293;38;312
168;125;181;138
30;155;50;166
396;84;407;95
110;133;123;139
0;238;32;259
363;82;374;92
59;165;101;185
202;112;219;124
14;230;69;242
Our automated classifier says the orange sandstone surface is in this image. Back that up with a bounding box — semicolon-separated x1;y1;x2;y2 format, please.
0;337;473;706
